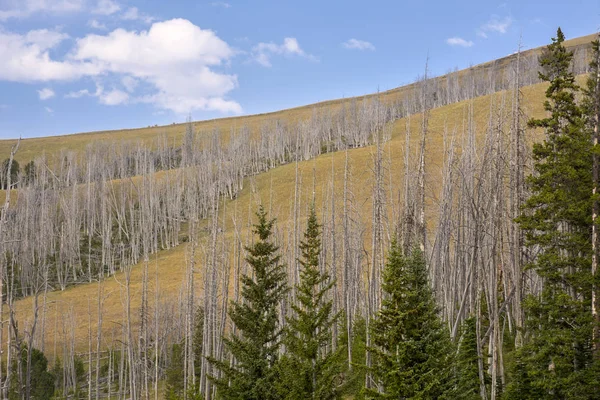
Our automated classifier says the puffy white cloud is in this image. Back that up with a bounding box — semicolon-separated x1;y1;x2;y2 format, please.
481;16;513;35
0;28;101;82
252;37;313;67
446;37;474;47
69;19;240;113
0;0;84;20
44;106;54;113
0;19;241;114
342;38;375;51
92;0;120;15
38;87;55;99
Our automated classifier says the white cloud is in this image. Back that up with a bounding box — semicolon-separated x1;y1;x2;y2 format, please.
476;30;488;39
65;88;91;98
0;19;241;114
446;37;474;47
44;106;53;113
342;38;375;51
0;0;84;20
121;7;154;23
481;16;513;35
92;0;120;15
69;19;241;114
0;28;101;82
210;1;231;8
98;87;128;105
88;19;107;30
38;87;55;100
121;75;138;92
252;37;314;67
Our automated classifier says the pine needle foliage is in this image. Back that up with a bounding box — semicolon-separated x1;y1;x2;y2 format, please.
210;206;288;400
277;205;344;399
364;240;455;399
509;27;599;399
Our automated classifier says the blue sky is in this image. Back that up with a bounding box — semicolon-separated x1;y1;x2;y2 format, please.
0;0;598;139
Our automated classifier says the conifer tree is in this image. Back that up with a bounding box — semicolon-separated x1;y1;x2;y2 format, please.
583;35;600;357
165;343;185;400
364;240;454;399
210;206;288;400
510;27;597;398
277;205;343;399
456;316;485;399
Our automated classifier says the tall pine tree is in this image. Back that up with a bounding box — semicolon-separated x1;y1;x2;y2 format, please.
364;240;454;399
210;206;288;400
509;27;597;399
583;35;600;358
456;316;485;399
277;205;343;399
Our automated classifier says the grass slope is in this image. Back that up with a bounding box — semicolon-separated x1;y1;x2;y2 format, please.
8;77;553;359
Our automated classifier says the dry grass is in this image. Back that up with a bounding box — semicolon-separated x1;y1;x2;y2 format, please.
3;32;597;365
6;77;555;360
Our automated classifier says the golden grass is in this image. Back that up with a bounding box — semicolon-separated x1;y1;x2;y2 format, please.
6;77;555;361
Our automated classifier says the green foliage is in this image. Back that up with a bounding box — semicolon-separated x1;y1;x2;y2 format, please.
364;241;455;399
277;206;344;399
339;315;367;398
166;342;185;400
9;346;55;400
456;316;484;399
509;27;599;399
23;160;35;185
210;206;288;400
1;157;19;189
193;306;205;381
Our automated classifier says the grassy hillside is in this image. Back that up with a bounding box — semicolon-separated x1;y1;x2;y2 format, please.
0;33;594;164
8;76;553;358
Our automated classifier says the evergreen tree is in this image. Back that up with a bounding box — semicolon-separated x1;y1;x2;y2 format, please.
510;27;598;398
277;205;343;399
1;157;19;189
364;241;454;399
456;316;484;399
339;315;367;398
9;346;55;400
210;206;288;400
583;35;600;358
165;343;185;400
23;160;35;185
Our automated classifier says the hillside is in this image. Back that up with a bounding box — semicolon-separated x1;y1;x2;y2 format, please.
9;76;551;357
0;33;594;163
2;30;598;400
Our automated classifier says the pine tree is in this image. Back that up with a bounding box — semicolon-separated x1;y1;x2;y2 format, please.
456;316;485;399
583;35;600;358
165;343;185;400
209;206;288;400
277;205;343;399
510;27;597;398
364;241;454;399
9;346;55;400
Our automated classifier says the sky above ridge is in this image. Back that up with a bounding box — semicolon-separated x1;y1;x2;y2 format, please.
0;0;598;139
